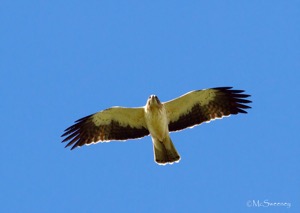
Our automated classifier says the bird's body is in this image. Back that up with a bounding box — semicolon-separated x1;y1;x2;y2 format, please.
144;95;168;141
144;95;180;164
62;87;251;165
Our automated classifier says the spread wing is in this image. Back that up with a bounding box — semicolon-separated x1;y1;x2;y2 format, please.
164;87;251;132
61;107;149;150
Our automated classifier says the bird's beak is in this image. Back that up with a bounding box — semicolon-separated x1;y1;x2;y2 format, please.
147;95;161;106
154;96;161;105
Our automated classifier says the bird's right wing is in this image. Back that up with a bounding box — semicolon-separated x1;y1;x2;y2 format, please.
61;107;149;150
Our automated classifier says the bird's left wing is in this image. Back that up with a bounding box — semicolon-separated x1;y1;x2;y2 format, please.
164;87;251;132
61;107;149;150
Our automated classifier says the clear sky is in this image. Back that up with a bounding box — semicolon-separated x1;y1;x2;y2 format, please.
1;1;299;212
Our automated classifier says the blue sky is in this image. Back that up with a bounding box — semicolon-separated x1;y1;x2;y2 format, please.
1;1;299;212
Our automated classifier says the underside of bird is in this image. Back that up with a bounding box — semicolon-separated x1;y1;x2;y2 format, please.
61;87;252;166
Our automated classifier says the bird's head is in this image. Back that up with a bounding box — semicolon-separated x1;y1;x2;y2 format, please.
146;95;162;109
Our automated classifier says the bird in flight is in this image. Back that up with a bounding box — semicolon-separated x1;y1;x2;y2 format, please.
61;87;251;165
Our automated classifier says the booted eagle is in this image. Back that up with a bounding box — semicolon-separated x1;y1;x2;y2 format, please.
61;87;251;165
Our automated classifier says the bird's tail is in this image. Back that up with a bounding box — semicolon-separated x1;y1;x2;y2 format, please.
153;136;180;165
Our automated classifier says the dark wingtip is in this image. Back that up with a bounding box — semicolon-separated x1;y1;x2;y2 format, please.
212;86;233;90
64;140;79;150
70;144;78;150
237;108;248;113
61;114;94;149
214;86;252;114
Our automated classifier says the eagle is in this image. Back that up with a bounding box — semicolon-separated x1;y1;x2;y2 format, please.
61;87;251;165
